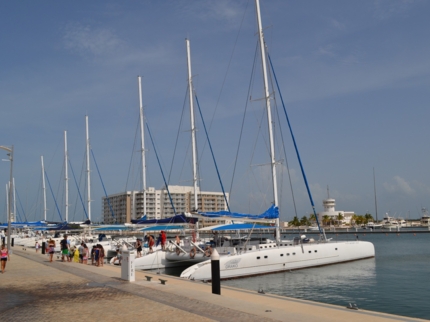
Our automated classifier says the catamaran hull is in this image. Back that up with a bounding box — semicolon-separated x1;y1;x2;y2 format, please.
134;250;195;270
165;251;210;265
180;241;375;281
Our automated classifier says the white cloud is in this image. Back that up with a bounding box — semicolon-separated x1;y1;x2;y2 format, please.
63;23;123;57
317;44;336;57
383;176;414;195
330;18;346;31
178;0;247;26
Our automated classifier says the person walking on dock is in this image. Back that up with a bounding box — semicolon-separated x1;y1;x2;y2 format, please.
1;244;10;273
48;239;55;262
60;235;70;262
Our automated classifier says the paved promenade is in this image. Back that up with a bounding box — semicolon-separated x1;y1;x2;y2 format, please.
0;248;425;322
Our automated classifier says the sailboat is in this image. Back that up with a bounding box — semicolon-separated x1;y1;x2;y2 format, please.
180;0;375;281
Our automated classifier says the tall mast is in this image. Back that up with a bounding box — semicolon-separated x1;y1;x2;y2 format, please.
138;76;147;218
12;178;16;222
186;38;200;239
41;155;47;221
85;115;91;221
64;130;69;222
5;184;8;221
186;38;199;212
373;167;378;222
255;0;280;243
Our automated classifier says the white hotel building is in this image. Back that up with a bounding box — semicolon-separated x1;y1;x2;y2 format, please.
102;185;229;224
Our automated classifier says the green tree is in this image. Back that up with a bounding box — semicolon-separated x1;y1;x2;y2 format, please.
289;216;300;227
300;215;310;226
364;213;374;224
336;213;344;226
322;215;330;226
354;215;365;226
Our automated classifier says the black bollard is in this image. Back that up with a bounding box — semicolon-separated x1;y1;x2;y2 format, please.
42;242;46;255
11;238;14;247
211;248;221;295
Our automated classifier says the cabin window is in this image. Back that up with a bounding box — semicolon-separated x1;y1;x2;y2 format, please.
314;250;317;253
257;256;261;259
293;252;296;255
335;248;338;251
264;256;268;259
308;251;312;253
287;253;290;256
249;248;252;251
280;254;284;257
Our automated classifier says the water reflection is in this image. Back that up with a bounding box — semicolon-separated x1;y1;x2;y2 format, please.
222;258;376;304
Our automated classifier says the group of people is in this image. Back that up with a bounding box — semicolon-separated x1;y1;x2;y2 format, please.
135;231;167;257
90;244;105;266
41;235;105;266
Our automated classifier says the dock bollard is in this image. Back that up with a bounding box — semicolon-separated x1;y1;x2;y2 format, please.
42;242;46;255
11;238;14;247
121;250;136;282
211;248;221;295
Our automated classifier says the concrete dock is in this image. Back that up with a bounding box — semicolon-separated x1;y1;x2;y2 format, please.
0;249;425;322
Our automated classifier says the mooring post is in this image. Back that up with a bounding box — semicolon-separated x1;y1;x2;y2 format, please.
211;248;221;295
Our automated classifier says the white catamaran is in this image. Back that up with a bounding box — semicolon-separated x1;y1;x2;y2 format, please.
181;0;375;281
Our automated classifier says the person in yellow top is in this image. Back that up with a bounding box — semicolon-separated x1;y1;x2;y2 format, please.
73;247;80;263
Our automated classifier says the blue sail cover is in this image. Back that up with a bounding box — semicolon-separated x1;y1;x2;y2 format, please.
131;213;197;224
198;205;279;220
0;221;49;228
140;225;186;232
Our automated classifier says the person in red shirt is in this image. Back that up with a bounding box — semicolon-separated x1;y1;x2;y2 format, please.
161;231;167;251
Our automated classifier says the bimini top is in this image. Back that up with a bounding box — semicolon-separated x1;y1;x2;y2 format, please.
92;225;132;231
197;205;278;221
139;224;187;232
199;223;273;231
131;213;197;225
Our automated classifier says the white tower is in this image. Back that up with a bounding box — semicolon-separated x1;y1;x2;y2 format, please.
323;199;336;212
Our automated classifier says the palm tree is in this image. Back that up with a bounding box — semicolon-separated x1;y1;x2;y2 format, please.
351;214;358;226
289;216;300;227
336;213;344;227
322;215;330;226
300;215;310;226
364;213;374;224
355;215;365;226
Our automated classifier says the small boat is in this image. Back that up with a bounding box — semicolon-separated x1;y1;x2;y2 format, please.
366;221;382;229
420;208;430;227
382;214;400;229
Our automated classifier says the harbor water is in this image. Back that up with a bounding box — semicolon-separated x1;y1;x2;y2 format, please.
221;231;430;320
163;230;430;320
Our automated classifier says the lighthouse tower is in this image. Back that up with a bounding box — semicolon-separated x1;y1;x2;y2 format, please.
323;198;336;212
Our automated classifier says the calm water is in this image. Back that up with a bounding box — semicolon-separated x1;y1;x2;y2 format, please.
220;232;430;320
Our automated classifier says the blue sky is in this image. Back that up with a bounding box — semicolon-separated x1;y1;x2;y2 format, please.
1;0;430;223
